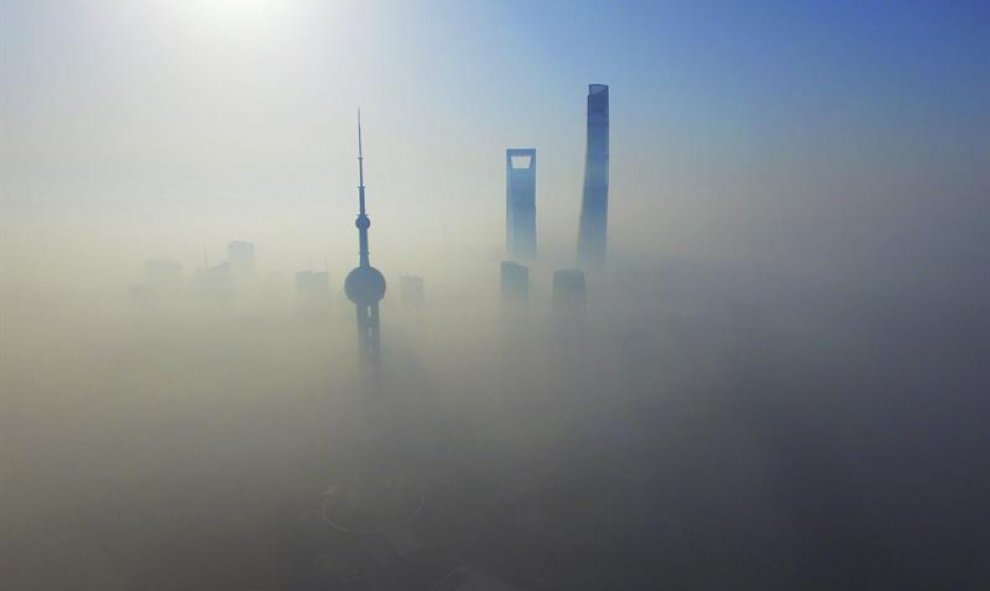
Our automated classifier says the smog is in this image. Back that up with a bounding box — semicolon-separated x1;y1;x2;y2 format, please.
3;1;989;589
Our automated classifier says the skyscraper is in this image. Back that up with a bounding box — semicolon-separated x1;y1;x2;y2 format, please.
577;84;609;270
552;268;587;346
506;148;537;260
227;241;255;275
295;270;330;317
344;112;386;393
500;261;529;303
552;269;586;311
296;270;330;294
144;259;183;294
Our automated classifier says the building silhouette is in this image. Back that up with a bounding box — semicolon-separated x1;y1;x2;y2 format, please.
295;271;330;315
296;271;330;304
129;259;183;308
144;259;183;294
191;262;232;301
506;148;537;260
552;268;586;310
325;116;426;539
344;112;387;392
500;261;529;303
552;268;587;349
577;84;609;270
296;270;330;294
227;241;255;278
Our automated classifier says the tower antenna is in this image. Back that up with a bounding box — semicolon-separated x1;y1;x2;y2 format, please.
345;109;385;382
357;109;366;216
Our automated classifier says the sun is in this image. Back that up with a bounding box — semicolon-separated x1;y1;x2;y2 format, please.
180;0;283;29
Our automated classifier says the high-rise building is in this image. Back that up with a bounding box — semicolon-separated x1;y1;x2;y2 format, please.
296;270;330;295
144;259;183;294
295;270;331;316
577;84;609;270
344;113;386;393
552;268;586;310
191;262;232;300
227;241;255;275
500;261;529;303
506;148;537;260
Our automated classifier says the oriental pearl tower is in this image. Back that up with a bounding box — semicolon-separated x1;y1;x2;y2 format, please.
345;111;387;395
322;113;424;536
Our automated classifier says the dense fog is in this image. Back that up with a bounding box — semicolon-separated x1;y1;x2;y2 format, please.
3;1;990;589
3;212;987;588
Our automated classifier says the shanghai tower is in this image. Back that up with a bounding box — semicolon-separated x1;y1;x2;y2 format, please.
577;84;609;270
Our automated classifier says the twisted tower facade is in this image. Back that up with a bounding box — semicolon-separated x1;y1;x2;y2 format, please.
577;84;609;270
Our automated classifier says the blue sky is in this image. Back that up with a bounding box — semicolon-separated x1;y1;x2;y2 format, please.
2;0;988;285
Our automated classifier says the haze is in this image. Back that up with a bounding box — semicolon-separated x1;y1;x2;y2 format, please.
2;1;988;589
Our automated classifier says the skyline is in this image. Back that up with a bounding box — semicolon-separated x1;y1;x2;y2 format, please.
3;2;990;588
3;1;988;297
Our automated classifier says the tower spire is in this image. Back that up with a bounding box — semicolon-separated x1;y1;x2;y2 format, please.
355;109;371;268
357;109;366;215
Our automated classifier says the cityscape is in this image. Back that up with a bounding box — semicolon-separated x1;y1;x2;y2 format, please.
3;2;989;590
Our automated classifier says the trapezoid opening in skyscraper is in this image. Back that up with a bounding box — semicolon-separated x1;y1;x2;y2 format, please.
577;83;609;271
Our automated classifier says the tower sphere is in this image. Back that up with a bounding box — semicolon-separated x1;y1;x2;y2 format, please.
345;266;386;304
356;216;370;230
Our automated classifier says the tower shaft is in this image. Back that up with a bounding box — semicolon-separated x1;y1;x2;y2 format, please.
355;302;382;389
